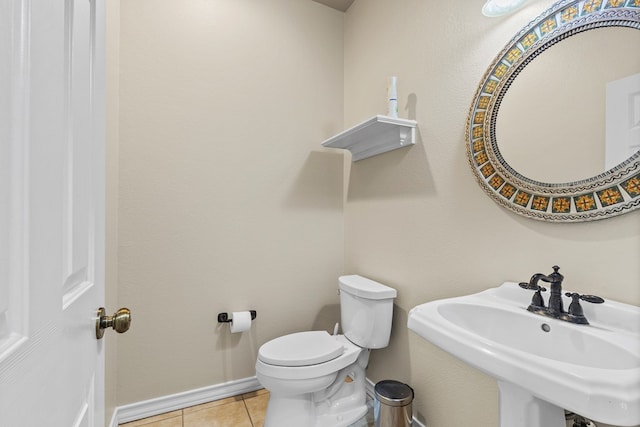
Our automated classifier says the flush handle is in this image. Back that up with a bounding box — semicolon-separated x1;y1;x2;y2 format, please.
96;307;131;340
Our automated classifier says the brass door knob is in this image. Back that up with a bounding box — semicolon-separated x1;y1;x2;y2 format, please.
96;307;131;340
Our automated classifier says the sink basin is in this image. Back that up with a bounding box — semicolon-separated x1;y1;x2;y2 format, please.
408;282;640;427
438;302;639;370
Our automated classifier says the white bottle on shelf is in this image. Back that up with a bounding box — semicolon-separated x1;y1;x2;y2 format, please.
387;76;398;118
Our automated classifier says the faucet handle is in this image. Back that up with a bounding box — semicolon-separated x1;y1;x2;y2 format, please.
519;282;546;292
565;292;604;304
578;294;605;304
519;282;546;308
565;292;604;318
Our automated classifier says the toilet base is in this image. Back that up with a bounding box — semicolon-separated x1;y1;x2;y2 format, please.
263;393;367;427
263;351;370;427
316;404;368;427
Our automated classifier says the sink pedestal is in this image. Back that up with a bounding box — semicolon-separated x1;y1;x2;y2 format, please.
498;381;565;427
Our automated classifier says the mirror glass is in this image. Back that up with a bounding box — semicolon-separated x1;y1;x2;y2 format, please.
497;27;640;184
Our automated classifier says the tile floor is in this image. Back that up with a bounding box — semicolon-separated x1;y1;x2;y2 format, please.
118;390;593;427
118;389;270;427
118;389;375;427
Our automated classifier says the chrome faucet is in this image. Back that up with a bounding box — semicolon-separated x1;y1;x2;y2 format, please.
519;265;604;325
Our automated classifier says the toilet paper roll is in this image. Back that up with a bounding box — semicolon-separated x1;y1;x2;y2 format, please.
230;311;252;333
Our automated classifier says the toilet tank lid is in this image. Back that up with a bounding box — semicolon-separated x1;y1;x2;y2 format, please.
339;275;397;300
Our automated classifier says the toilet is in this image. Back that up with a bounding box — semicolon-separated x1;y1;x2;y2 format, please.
255;275;397;427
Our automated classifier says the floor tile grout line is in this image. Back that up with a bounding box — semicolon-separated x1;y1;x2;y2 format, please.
242;394;255;427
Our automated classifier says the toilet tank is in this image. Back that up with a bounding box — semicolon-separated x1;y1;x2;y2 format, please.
339;275;397;349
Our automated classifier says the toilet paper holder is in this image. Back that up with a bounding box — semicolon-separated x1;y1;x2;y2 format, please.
217;310;257;323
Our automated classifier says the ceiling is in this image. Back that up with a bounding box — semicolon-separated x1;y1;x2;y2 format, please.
311;0;354;12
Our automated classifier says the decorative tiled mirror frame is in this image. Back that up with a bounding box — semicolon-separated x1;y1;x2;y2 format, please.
466;0;640;222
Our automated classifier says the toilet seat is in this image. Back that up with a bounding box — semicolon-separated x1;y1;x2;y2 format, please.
258;331;344;367
256;334;362;381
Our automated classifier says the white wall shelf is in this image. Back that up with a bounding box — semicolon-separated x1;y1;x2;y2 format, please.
321;115;417;161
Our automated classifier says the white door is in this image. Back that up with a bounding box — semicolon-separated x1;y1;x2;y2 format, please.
0;0;107;426
606;72;640;170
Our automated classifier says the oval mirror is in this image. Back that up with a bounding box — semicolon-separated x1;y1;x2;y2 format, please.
466;0;640;222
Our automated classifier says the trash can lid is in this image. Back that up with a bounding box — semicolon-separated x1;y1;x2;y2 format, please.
374;380;414;407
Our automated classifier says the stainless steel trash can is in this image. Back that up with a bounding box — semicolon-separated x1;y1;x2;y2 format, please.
374;380;414;427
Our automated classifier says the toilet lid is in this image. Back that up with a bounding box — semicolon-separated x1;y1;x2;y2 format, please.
258;331;344;367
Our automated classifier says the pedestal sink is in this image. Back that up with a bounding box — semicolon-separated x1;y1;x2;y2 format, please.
407;282;640;427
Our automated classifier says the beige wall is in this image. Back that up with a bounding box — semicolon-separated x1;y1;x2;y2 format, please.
343;1;639;427
116;0;345;405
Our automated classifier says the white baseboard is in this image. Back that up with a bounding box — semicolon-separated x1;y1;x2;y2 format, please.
114;376;262;424
412;416;428;427
366;377;376;398
113;376;425;427
108;409;119;427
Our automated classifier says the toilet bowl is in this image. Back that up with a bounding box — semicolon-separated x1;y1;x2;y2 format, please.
255;275;397;427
